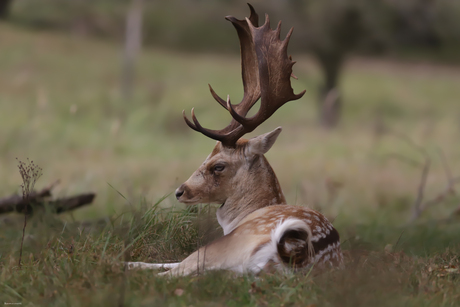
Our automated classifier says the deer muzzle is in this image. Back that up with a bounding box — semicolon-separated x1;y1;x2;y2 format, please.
175;184;186;200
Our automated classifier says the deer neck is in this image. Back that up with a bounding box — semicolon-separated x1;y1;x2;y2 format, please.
216;155;286;235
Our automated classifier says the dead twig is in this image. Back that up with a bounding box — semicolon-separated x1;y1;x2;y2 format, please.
416;148;460;218
385;133;460;223
410;157;431;222
409;150;460;222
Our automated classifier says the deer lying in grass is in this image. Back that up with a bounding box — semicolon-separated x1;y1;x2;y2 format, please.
128;4;343;276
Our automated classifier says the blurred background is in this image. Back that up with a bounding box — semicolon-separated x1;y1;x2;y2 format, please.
1;0;460;227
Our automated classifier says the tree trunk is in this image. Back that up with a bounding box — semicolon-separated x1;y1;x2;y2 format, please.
316;53;343;128
0;0;13;20
122;0;144;101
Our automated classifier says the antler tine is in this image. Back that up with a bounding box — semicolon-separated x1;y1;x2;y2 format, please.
183;108;240;143
227;98;247;124
182;109;199;132
282;27;294;53
275;20;282;40
247;3;258;21
208;84;228;110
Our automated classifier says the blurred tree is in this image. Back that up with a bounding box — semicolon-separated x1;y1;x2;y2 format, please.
382;0;460;55
283;0;460;127
122;0;144;102
286;0;367;128
0;0;13;19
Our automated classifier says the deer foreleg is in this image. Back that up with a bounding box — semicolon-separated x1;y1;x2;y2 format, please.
158;234;263;276
126;262;180;270
157;247;211;276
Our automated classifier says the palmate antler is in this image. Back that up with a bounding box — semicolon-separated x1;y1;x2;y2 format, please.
183;4;306;147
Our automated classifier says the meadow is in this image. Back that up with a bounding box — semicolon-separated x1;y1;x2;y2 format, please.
0;23;460;306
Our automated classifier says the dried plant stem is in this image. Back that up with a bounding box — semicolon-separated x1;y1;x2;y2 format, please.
16;158;42;267
19;202;28;267
118;241;128;307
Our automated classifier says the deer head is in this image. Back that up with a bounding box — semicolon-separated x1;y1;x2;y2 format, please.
175;4;305;235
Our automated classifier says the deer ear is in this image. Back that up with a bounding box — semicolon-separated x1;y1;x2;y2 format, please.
246;127;282;156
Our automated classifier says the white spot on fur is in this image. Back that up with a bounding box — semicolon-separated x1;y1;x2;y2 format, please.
313;242;340;263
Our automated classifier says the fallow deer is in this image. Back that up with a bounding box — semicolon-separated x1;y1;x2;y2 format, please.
128;4;343;276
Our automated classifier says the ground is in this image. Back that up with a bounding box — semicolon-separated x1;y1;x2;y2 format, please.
0;24;459;306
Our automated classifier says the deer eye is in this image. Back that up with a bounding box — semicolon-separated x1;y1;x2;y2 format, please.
213;164;225;172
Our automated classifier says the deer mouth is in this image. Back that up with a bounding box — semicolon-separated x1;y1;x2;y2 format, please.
181;201;201;205
177;197;202;205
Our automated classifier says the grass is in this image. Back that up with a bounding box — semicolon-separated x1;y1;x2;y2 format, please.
1;203;459;306
1;23;460;306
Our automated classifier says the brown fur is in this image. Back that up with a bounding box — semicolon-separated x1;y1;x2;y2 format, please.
176;134;286;235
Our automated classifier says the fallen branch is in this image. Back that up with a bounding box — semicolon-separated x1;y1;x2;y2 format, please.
0;181;95;215
0;180;59;214
48;193;96;213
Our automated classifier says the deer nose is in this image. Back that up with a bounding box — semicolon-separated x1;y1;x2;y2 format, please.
175;185;185;199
